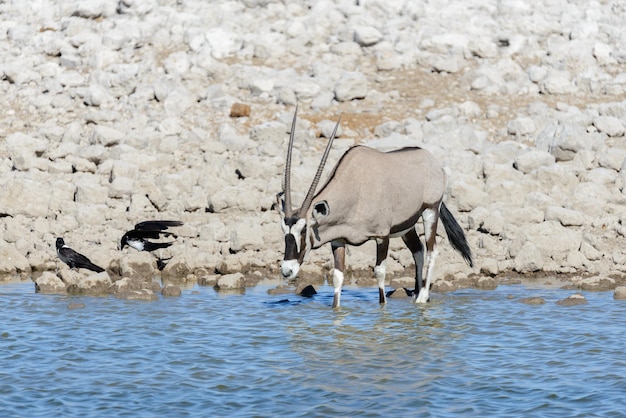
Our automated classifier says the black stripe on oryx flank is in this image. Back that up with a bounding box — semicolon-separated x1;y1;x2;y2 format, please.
389;213;422;236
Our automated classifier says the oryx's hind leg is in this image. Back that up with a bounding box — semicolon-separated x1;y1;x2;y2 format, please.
415;207;440;304
375;237;390;304
401;227;424;300
331;241;346;308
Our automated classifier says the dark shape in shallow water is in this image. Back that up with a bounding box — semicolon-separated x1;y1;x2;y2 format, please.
265;299;303;306
298;284;317;298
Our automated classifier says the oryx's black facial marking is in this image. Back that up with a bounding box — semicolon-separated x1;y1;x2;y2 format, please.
282;216;307;262
284;233;298;260
283;216;299;228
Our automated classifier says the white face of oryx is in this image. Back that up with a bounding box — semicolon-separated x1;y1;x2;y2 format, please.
280;217;307;279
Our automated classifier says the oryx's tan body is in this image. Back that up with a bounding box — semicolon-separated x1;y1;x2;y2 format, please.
308;146;445;249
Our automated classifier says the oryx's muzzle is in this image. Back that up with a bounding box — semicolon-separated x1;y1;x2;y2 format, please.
280;259;300;280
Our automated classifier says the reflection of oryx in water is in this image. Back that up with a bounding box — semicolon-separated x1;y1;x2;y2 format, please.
277;109;473;307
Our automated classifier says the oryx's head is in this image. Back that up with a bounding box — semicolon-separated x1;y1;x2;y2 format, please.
277;107;339;280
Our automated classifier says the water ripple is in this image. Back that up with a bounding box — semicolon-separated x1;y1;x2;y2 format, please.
1;282;625;416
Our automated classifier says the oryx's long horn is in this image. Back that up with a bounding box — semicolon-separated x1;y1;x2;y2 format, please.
282;106;299;216
299;117;341;216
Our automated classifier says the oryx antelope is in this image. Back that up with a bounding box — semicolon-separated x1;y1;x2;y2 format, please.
277;109;473;307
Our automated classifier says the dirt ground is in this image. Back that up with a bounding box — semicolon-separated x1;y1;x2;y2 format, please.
234;60;615;147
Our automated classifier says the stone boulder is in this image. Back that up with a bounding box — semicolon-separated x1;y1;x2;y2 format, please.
613;286;626;300
387;288;412;299
66;271;112;295
268;284;295;295
537;122;592;162
513;149;555;173
118;252;156;281
0;178;51;219
519;296;546;305
115;289;159;301
162;284;182;297
214;272;245;291
556;293;588;306
513;241;544;273
58;269;83;287
35;272;66;294
198;275;219;287
160;255;192;282
0;244;31;274
431;280;458;293
334;71;368;102
110;276;158;295
524;222;582;264
576;276;616;291
5;132;48;171
544;206;585;227
476;277;498;290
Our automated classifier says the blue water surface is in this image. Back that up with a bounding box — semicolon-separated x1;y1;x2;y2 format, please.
0;280;624;417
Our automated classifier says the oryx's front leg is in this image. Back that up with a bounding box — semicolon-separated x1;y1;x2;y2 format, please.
331;241;346;308
415;208;440;304
375;237;389;304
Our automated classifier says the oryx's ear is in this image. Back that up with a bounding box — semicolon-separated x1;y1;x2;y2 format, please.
276;192;285;215
312;200;330;220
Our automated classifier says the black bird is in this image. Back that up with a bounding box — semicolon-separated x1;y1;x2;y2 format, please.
120;220;183;252
56;238;105;273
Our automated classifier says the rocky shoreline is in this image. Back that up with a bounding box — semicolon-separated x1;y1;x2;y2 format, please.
1;1;626;300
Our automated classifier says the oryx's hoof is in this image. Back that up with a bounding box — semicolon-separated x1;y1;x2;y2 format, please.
414;289;430;304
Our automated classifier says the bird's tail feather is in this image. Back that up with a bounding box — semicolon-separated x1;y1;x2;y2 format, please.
85;262;105;273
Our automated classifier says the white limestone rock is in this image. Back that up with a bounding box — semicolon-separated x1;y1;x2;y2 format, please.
354;26;383;47
513;149;555;174
215;272;246;290
0;178;51;218
35;272;67;294
0;243;32;274
593;116;625;137
334;71;368;102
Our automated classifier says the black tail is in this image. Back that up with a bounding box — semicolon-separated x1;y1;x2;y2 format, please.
87;263;105;273
440;203;473;267
86;264;104;273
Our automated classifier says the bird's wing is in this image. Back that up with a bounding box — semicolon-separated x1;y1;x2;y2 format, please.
124;229;162;240
134;220;183;232
61;247;94;266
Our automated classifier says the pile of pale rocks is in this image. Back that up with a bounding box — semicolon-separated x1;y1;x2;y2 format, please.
1;0;626;300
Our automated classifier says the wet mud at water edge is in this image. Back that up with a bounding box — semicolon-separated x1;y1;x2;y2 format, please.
1;278;625;417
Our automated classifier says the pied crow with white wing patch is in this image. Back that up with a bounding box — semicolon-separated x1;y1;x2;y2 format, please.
120;220;183;252
56;237;105;273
